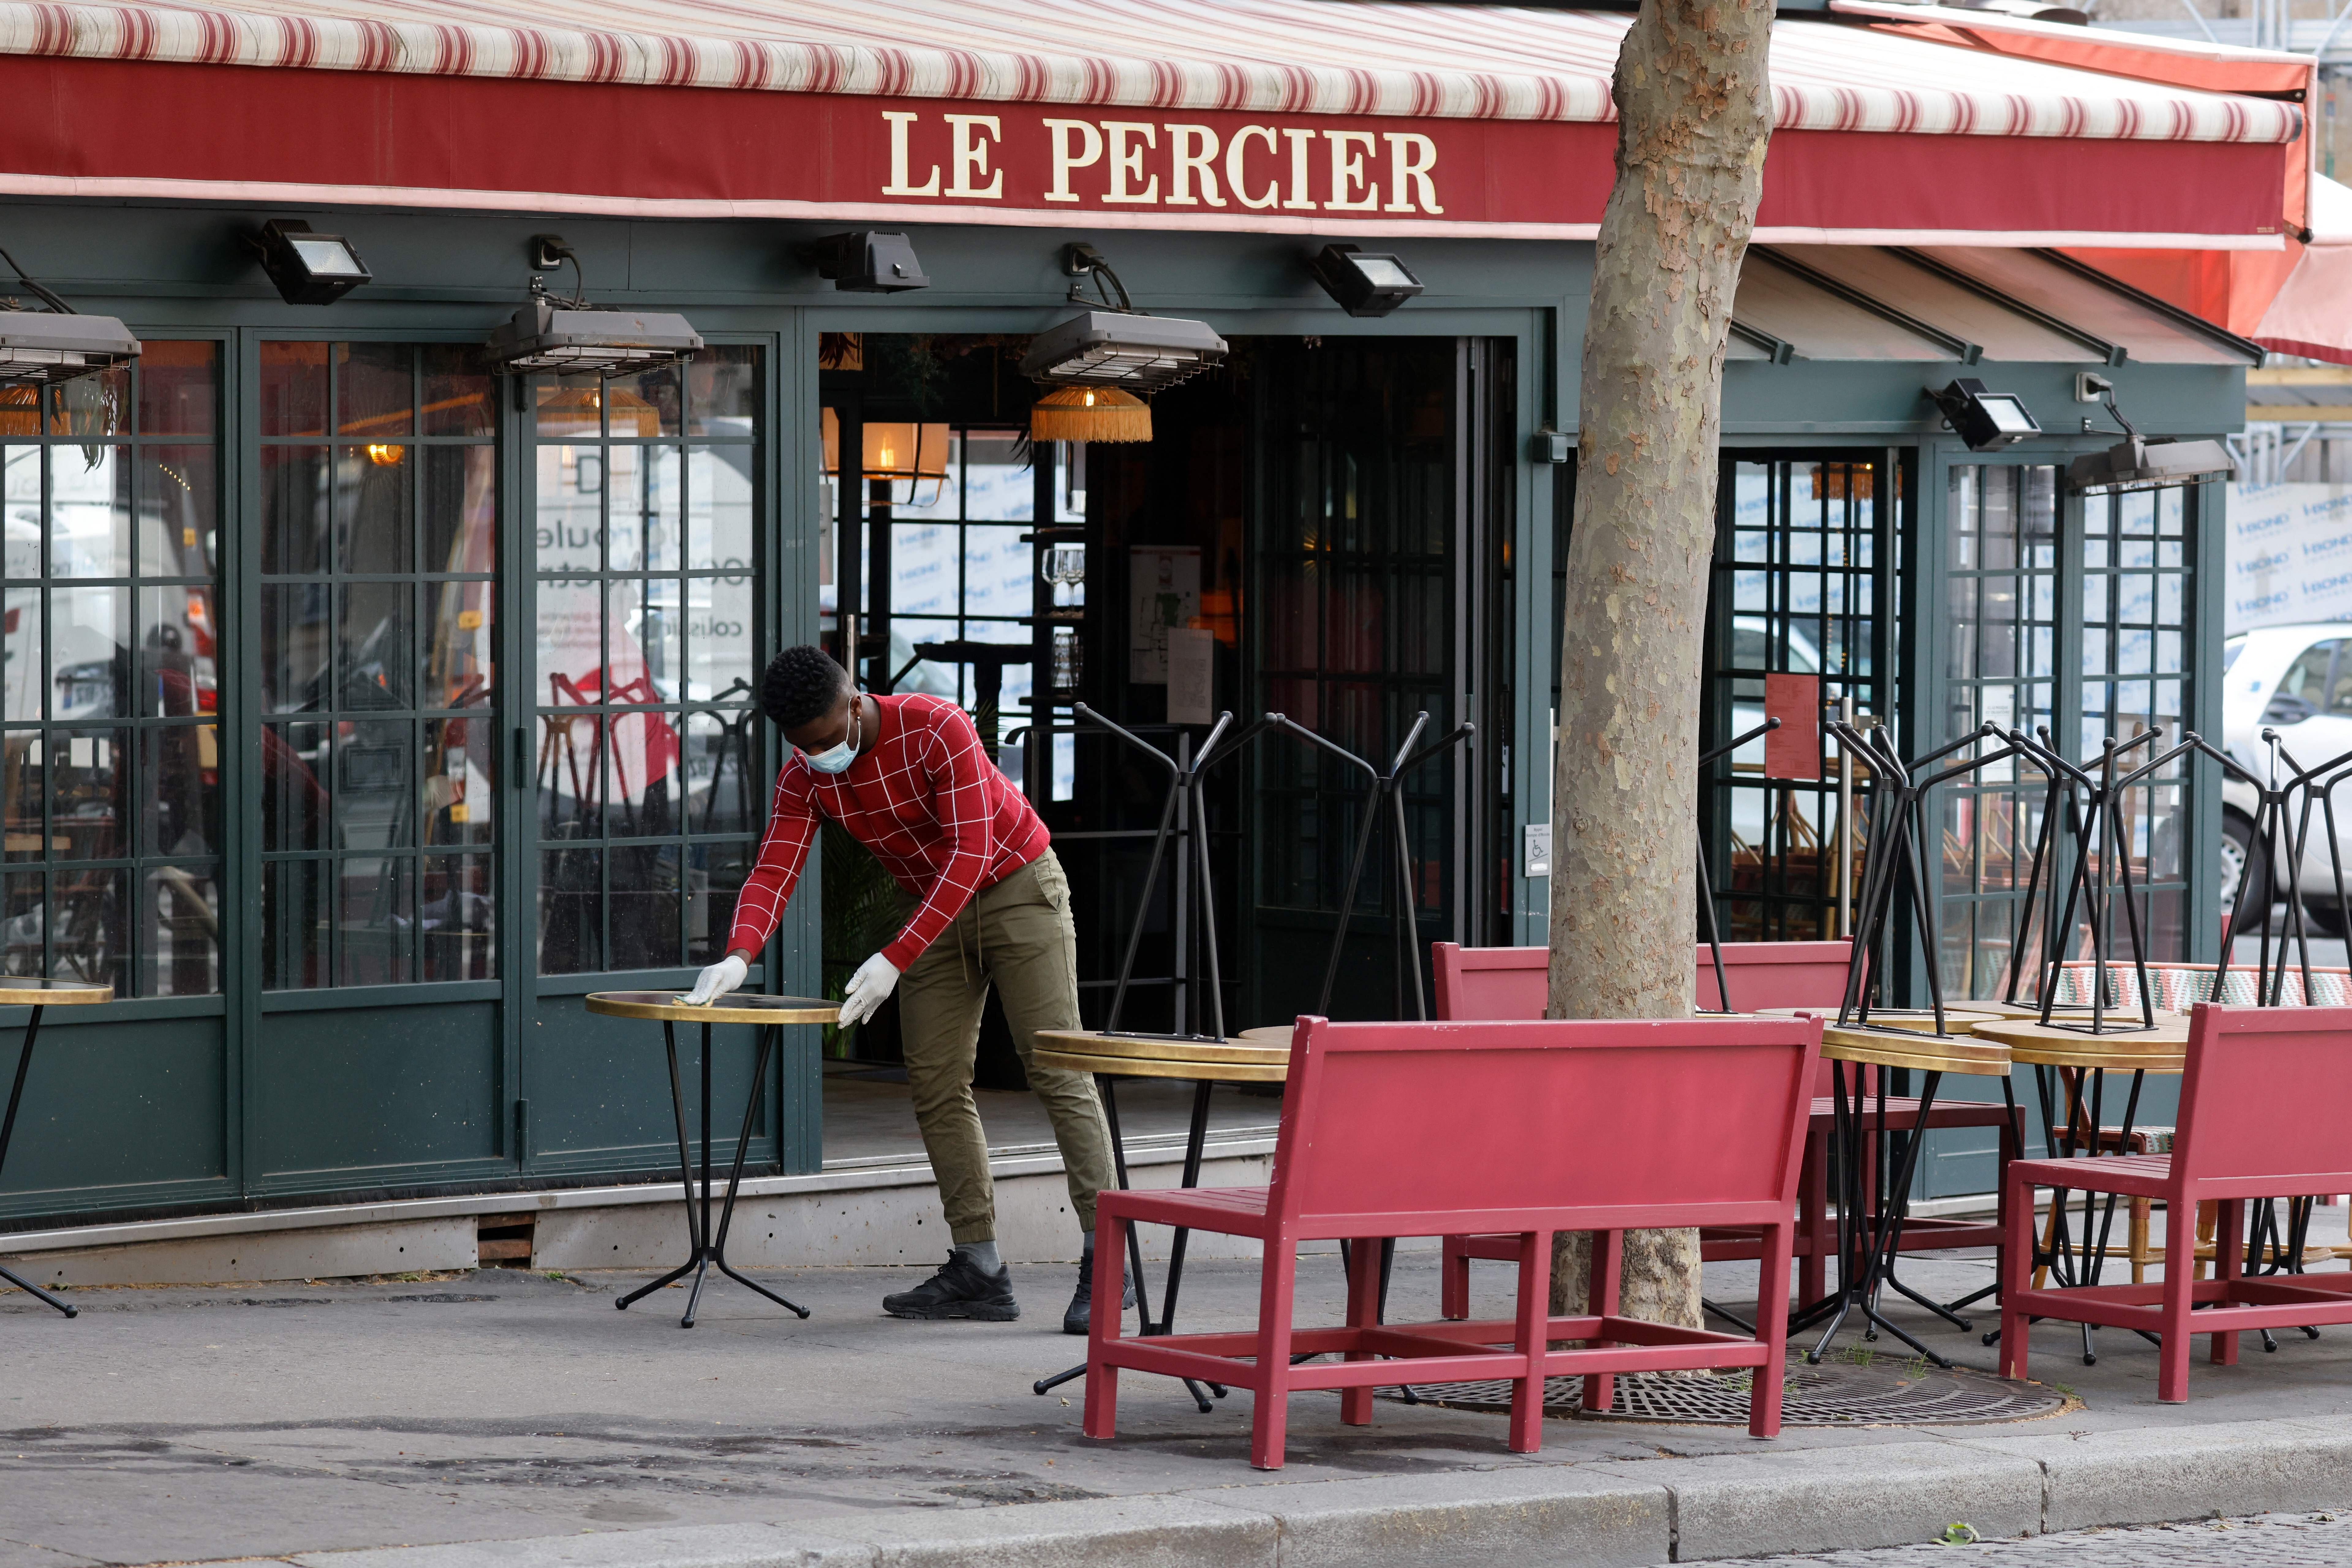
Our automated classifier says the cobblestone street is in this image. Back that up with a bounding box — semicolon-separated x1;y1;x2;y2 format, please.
1725;1508;2352;1565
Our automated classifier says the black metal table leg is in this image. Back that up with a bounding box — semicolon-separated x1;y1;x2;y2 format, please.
0;1006;72;1320
617;1021;808;1328
1035;1074;1223;1410
1805;1062;1955;1368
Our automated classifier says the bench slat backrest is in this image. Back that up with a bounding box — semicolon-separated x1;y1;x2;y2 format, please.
1267;1016;1821;1236
1431;941;1853;1093
2173;1005;2352;1189
1431;941;1852;1019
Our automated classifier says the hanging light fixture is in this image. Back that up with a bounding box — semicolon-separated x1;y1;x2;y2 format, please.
486;235;703;377
1030;386;1152;443
1019;246;1228;394
0;245;140;388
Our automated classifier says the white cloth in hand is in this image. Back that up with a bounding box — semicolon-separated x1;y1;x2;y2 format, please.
838;952;901;1027
681;954;747;1007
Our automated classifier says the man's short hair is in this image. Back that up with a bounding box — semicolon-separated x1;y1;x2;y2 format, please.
761;645;850;729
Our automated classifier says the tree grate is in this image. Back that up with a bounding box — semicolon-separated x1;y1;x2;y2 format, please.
1375;1358;2067;1426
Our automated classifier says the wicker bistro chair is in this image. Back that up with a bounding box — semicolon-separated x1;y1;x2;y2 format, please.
1997;1005;2352;1403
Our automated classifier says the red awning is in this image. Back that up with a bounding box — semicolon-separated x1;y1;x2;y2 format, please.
0;0;2312;247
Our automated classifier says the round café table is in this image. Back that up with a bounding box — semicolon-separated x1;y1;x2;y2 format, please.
1791;1014;2013;1368
1971;1015;2187;1365
584;992;836;1328
1029;1027;1291;1410
0;980;112;1319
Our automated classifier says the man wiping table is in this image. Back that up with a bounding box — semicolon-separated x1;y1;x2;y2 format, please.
683;645;1129;1332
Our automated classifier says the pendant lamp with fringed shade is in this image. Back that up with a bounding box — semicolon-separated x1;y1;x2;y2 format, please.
1029;385;1152;443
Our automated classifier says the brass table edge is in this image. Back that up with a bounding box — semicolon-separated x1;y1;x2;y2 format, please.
585;992;841;1025
0;984;112;1005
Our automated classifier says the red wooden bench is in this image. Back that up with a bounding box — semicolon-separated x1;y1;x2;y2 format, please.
1430;941;2021;1318
1997;1004;2352;1403
1083;1014;1822;1470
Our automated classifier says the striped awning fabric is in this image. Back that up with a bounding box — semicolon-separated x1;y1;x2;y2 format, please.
0;0;2307;145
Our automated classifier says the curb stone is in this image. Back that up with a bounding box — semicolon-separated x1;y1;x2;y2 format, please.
1953;1418;2352;1535
1583;1440;2044;1561
240;1424;2352;1568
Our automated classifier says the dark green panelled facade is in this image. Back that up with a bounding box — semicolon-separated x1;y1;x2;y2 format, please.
0;201;2245;1224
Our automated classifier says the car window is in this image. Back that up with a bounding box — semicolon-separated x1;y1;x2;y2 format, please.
2330;647;2352;716
2276;640;2342;709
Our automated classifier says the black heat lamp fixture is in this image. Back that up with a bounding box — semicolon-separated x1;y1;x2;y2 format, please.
1306;244;1424;317
486;233;703;376
2067;379;2236;493
0;244;140;388
1017;244;1228;394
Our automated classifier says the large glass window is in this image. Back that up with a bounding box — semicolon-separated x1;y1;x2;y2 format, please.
1939;465;2060;999
1934;468;2194;999
875;426;1038;731
2;346;221;994
1707;458;1893;942
2080;484;2192;964
533;349;759;976
259;342;496;988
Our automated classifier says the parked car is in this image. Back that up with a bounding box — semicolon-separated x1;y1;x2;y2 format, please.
2218;622;2352;933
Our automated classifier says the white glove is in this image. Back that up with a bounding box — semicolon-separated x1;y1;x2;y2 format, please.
838;952;901;1028
679;954;747;1007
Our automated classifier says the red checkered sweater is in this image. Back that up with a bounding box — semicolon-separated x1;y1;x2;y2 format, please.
727;693;1050;971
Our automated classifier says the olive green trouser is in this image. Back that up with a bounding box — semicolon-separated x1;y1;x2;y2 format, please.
895;850;1115;1245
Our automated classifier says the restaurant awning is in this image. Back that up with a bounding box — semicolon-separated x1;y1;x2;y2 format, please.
0;0;2311;247
1726;244;2264;364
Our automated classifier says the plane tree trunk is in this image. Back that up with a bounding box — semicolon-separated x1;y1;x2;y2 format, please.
1547;0;1775;1328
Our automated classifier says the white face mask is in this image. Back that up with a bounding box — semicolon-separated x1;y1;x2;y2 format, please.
802;701;861;774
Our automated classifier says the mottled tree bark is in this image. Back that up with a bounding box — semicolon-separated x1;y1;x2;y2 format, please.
1548;0;1773;1328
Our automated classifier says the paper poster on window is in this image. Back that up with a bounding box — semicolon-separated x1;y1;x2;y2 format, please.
1167;627;1215;725
2228;481;2352;633
1763;672;1820;780
1129;546;1199;684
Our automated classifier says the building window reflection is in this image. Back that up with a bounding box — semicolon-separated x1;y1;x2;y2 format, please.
533;347;760;976
1;342;221;994
258;342;497;988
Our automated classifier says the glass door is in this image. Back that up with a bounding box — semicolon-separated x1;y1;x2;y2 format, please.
520;349;775;1178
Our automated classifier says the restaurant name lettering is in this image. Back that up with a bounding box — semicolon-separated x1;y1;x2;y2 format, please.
881;111;1444;213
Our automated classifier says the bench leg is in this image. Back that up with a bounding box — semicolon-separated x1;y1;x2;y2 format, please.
2209;1199;2243;1370
1580;1229;1623;1416
1798;1128;1829;1308
1752;1220;1793;1439
1511;1229;1552;1455
1340;1237;1382;1427
1999;1171;2032;1384
1441;1234;1471;1320
1083;1212;1126;1441
1251;1232;1298;1471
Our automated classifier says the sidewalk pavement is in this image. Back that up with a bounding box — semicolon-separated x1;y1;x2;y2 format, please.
2;1207;2349;1567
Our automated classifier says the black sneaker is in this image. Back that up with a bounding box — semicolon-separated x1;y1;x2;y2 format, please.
883;1251;1019;1321
1064;1255;1138;1336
